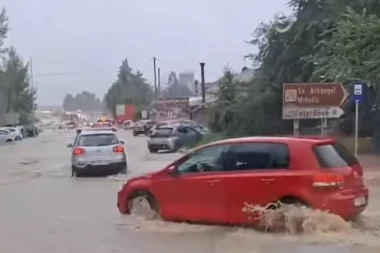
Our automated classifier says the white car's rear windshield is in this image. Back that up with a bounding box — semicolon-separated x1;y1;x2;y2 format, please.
78;134;118;147
313;143;358;168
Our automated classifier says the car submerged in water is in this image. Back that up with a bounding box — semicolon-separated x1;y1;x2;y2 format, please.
68;130;127;177
147;124;203;153
118;136;368;226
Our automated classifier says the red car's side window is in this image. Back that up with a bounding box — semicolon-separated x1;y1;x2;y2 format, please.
224;143;290;171
176;144;230;174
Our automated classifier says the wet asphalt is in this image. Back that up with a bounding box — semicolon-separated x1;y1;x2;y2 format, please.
0;129;379;253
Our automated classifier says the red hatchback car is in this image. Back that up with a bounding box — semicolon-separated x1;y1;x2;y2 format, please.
117;136;368;224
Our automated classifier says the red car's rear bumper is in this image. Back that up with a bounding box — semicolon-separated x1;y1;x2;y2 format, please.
313;186;369;219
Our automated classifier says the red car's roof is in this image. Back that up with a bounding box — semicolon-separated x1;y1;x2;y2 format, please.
197;136;335;150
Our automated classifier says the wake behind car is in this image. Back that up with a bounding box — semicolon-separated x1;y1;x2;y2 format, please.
118;136;368;226
68;130;127;177
147;124;202;153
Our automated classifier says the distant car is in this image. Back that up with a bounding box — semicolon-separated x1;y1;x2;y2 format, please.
122;120;133;130
67;130;127;177
149;120;208;135
132;120;155;136
118;136;368;225
147;124;202;153
0;129;15;144
4;127;23;141
16;126;27;138
25;125;40;137
91;122;117;132
66;121;77;129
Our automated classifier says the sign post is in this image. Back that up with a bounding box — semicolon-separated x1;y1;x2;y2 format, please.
283;83;348;135
352;82;366;157
321;118;327;135
293;119;299;136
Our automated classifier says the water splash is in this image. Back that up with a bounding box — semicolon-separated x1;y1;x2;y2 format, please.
242;201;350;234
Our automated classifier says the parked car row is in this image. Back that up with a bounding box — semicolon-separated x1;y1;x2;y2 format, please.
0;125;40;145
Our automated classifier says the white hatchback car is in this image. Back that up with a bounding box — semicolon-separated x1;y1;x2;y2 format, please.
0;129;15;144
68;130;127;177
5;127;23;141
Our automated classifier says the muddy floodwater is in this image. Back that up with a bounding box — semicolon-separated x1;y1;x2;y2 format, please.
0;129;380;253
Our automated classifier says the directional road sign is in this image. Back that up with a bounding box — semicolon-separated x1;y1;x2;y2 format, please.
282;83;348;119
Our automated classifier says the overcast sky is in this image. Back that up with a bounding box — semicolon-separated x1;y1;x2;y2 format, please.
2;0;290;106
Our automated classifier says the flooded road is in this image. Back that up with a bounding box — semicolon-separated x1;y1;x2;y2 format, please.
0;129;380;253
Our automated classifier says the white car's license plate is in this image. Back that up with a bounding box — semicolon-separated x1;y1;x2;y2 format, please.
151;138;167;143
354;196;366;207
92;161;108;165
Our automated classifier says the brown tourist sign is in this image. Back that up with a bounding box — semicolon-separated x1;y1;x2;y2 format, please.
282;83;349;119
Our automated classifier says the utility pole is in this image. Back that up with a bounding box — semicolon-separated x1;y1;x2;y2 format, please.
30;57;36;137
153;57;157;99
157;68;161;98
200;62;205;103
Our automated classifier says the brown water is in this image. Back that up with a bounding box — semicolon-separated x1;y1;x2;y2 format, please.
0;129;380;252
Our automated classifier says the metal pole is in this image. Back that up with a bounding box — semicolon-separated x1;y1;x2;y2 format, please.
30;57;35;137
153;57;157;99
157;68;161;98
200;63;205;103
354;100;359;156
321;118;327;135
293;119;299;136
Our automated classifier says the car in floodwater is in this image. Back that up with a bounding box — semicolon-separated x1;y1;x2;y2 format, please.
147;124;203;153
68;130;127;177
0;129;15;144
117;136;368;225
0;127;23;141
148;120;208;135
132;120;155;136
91;122;117;132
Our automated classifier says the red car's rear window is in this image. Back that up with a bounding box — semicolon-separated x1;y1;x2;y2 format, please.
313;143;358;168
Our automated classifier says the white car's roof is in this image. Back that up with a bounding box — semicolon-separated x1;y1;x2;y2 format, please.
79;130;115;136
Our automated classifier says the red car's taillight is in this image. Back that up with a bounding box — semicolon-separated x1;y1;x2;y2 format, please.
73;148;85;155
313;172;344;188
113;145;124;153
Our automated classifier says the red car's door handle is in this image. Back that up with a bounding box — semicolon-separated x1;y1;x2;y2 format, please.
260;178;275;182
207;180;220;183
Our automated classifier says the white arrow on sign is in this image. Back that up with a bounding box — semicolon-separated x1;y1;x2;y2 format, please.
340;83;350;106
282;107;344;119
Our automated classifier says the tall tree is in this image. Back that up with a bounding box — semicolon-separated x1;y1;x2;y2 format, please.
62;91;104;112
0;8;9;56
1;48;36;124
162;71;193;98
104;59;153;116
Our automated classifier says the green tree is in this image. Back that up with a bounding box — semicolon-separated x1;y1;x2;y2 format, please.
62;91;104;112
209;0;365;137
104;59;153;116
311;7;380;151
1;48;36;124
162;71;193;98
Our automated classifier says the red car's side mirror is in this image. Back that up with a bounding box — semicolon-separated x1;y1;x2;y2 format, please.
167;165;177;175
